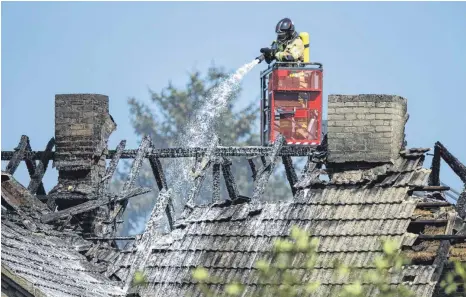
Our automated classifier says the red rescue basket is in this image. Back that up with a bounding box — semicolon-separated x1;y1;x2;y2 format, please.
260;61;323;146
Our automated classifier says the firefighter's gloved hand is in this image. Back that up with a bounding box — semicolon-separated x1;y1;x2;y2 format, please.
260;48;273;55
275;52;292;61
265;55;274;64
276;51;296;62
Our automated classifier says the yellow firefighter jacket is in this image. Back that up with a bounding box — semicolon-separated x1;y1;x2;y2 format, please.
273;36;305;62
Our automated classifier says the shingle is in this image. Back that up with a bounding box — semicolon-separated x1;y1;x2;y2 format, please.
402;265;436;284
257;202;415;220
185;219;410;237
216;205;242;220
318;235;405;252
326;153;426;187
144;251;390;270
407;168;431;187
380;172;402;186
390;156;422;173
298;187;408;205
141;282;436;297
140;266;434;286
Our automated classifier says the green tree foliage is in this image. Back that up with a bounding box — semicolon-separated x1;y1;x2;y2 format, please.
114;65;291;236
191;225;463;297
336;239;414;297
440;260;466;295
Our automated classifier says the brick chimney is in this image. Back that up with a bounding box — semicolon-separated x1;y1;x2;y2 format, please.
326;94;408;164
50;94;116;210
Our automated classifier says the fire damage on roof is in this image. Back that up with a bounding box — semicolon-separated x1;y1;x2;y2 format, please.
1;94;465;297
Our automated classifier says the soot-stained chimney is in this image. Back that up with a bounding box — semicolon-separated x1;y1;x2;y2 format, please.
49;94;116;214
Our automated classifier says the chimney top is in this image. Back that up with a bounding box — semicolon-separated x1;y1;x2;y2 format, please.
326;94;408;164
51;94;116;208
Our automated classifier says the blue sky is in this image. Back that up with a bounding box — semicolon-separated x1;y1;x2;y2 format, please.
2;1;466;198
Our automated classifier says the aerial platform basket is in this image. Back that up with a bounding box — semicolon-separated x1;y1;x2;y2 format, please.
260;61;324;147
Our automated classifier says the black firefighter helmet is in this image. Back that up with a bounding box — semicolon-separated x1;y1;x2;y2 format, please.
275;18;298;42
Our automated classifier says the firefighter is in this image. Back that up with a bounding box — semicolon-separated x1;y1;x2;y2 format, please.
258;18;305;64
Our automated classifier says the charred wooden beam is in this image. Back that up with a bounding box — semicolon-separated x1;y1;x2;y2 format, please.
411;186;450;192
149;152;174;230
5;135;30;174
1;150;45;161
432;240;451;281
457;189;466;219
432;212;456;281
1;146;317;161
58;215;74;231
165;196;175;232
104;140;126;189
98;140;127;236
282;156;298;196
222;157;239;201
409;220;448;225
108;136;152;222
36;138;54;194
294;157;321;189
27;138;55;195
104;140;126;215
247;158;257;180
252;134;286;201
23;139;42;193
85;236;137;241
417;235;466;240
148;139;175;231
415;202;452;208
429;144;441;186
41;187;151;224
102;220;124;224
419;211;457;282
436;141;466;184
149;156;167;190
46;196;57;212
122;136;151;193
186;137;219;207
260;156;267;166
212;161;221;203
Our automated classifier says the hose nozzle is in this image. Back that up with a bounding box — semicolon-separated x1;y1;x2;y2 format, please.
255;54;265;64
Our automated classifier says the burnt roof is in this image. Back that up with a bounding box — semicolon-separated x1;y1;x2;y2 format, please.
1;172;125;297
112;148;459;297
2;145;464;297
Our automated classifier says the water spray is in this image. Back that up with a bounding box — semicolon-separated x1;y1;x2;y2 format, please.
164;59;260;215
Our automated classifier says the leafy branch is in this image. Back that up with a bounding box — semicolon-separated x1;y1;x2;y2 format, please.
191;225;464;297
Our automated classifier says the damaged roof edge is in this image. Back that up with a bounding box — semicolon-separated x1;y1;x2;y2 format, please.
1;264;48;297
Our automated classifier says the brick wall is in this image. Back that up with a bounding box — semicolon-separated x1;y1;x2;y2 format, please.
327;94;408;164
